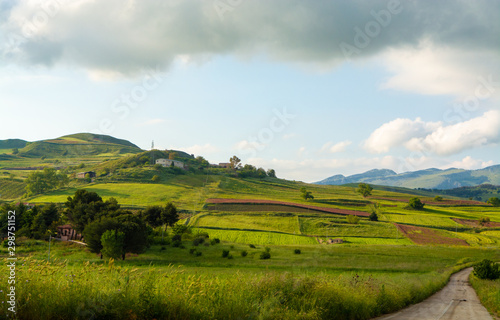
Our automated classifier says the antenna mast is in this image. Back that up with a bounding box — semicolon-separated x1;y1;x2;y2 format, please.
151;140;155;165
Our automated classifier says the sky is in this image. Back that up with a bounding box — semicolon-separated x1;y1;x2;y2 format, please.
0;0;499;182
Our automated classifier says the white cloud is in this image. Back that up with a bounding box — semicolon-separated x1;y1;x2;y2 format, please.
298;146;306;156
379;40;500;97
365;111;500;156
405;110;500;155
364;118;440;153
320;140;352;153
446;156;494;170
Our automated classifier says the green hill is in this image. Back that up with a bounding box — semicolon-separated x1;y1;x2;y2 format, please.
0;138;28;149
18;133;143;158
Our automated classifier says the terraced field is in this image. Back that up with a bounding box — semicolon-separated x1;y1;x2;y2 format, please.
0;178;26;200
192;227;317;245
395;224;469;246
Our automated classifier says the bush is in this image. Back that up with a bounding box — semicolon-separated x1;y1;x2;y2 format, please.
369;212;378;221
171;234;182;242
222;249;230;258
189;248;197;254
227;254;233;259
192;237;205;246
241;250;248;257
151;175;160;182
160;246;166;251
265;247;271;253
408;197;425;210
479;217;490;225
294;249;301;254
260;251;271;260
171;240;182;247
195;251;202;257
249;244;256;249
434;196;443;201
346;215;360;224
473;259;500;280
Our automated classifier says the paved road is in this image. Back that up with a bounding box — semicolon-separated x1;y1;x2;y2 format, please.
372;267;493;320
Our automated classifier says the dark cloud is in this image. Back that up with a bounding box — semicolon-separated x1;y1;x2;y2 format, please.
1;0;498;75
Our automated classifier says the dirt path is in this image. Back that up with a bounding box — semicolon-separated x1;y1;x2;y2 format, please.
372;267;493;320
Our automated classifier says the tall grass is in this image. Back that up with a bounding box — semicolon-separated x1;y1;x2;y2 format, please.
1;256;455;320
469;275;500;318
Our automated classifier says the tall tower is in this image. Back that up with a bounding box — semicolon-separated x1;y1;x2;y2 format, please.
151;140;155;165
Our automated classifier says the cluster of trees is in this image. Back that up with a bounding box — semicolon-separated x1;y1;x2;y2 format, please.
0;202;61;239
25;167;69;196
228;156;276;179
65;189;179;260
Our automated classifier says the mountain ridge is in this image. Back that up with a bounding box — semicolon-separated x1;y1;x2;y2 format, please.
316;165;500;190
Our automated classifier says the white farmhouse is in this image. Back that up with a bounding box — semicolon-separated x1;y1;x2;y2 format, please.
156;158;185;169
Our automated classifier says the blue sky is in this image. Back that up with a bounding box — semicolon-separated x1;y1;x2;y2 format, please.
1;0;499;182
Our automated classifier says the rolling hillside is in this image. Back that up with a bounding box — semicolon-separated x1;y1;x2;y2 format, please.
316;166;500;189
17;133;143;157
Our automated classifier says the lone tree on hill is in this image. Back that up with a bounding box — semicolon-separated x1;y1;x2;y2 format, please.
300;187;314;201
408;197;425;210
229;156;242;169
356;183;373;197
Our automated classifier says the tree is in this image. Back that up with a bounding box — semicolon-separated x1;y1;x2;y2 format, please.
25;168;69;196
487;197;500;207
408;197;425;210
267;169;276;178
346;215;360;224
256;167;267;179
229;156;242;170
65;189;120;233
12;148;18;154
434;196;443;201
101;230;125;259
368;203;380;221
300;187;314;201
369;211;378;221
83;218;122;257
169;152;177;160
356;183;373;197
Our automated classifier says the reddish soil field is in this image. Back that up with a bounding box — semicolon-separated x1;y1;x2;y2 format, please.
369;197;487;206
452;218;500;228
394;223;469;246
205;198;370;217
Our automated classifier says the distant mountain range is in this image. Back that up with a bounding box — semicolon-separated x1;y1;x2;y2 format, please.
315;165;500;190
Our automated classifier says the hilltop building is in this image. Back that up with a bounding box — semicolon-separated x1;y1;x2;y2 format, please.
76;171;96;179
156;158;185;169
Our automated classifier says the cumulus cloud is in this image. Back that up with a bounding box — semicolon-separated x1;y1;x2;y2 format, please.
406;110;500;155
320;140;352;153
379;40;500;97
364;118;440;153
1;0;498;76
446;156;494;170
365;111;500;155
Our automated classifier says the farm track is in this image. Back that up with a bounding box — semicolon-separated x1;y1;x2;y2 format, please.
373;267;493;320
206;198;370;217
